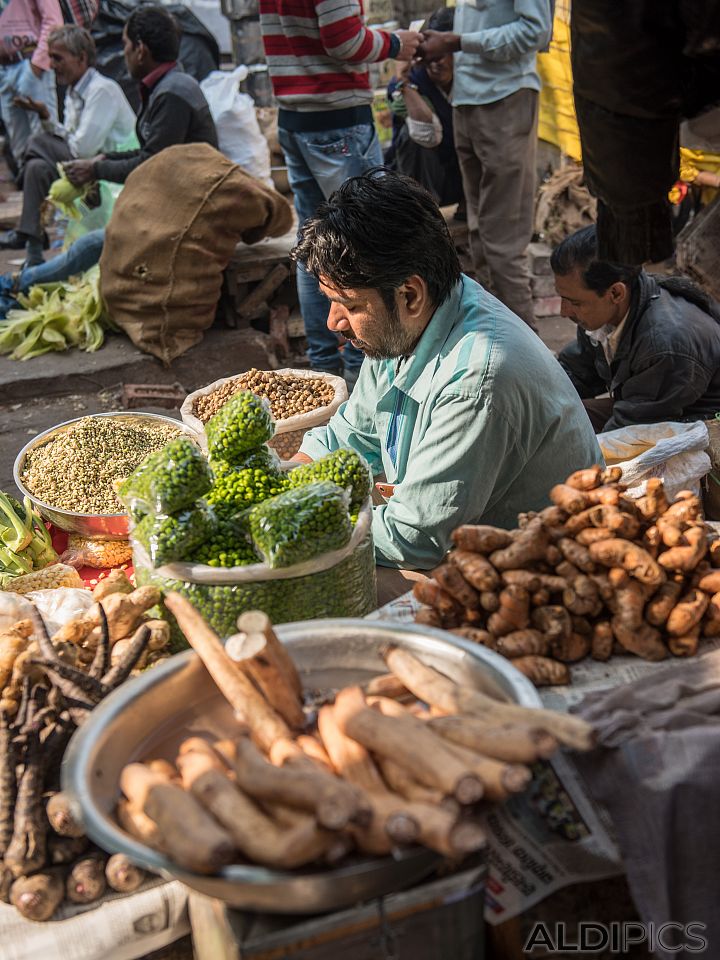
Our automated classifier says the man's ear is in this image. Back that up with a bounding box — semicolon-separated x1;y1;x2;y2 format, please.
608;281;627;304
399;275;430;318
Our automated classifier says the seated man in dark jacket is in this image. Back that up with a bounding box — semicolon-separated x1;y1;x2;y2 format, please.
553;226;720;432
64;4;217;187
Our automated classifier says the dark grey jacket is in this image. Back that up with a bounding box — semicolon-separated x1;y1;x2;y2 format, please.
94;65;218;184
559;272;720;431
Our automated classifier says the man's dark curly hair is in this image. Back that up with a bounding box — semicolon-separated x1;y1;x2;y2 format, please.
126;5;181;62
292;169;461;310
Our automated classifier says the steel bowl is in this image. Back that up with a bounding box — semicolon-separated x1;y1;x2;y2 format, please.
13;411;190;540
63;619;541;913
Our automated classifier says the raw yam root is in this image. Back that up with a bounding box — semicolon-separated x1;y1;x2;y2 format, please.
104;605;603;882
414;470;719;683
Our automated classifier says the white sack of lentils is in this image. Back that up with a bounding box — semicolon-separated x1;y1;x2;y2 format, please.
181;368;347;460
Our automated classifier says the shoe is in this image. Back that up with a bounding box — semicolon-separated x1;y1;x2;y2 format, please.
0;229;26;250
22;253;44;269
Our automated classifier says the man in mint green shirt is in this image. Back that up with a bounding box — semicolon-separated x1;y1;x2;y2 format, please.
293;171;601;576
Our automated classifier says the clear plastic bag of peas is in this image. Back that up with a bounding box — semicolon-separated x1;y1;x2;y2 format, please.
133;499;377;650
247;480;353;568
118;436;212;516
133;501;216;567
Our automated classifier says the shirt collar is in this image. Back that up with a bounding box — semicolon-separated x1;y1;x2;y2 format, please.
70;66;96;100
385;276;465;401
140;61;177;99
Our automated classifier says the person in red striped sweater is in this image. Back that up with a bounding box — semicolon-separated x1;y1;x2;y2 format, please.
260;0;420;386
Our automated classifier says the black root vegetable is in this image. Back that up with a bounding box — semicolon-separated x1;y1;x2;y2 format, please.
11;869;65;921
105;853;145;893
46;791;85;838
66;855;107;904
4;733;47;878
0;710;17;856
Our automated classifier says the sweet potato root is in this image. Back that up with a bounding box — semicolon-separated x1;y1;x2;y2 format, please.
487;585;530;636
589;539;665;586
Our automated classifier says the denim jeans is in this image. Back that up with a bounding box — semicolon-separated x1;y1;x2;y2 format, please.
0;229;105;316
0;59;58;165
278;122;382;372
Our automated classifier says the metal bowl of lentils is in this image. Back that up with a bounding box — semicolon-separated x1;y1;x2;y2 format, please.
14;412;190;540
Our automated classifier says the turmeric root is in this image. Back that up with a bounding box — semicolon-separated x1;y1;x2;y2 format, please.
510;656;570;686
635;478;670;519
591;621;614;661
698;570;720;594
489;518;549;571
487;585;530;636
665;589;709;636
557;538;596;573
612;620;667;661
565;466;603;490
562;575;600;616
500;570;567;593
433;562;480;609
412;580;462;621
451;525;512;553
668;625;701;657
575;527;615;546
449;550;500;591
586;505;640;539
450;627;497;648
549;484;592;513
589;539;665;586
658;525;707;573
495;629;549;658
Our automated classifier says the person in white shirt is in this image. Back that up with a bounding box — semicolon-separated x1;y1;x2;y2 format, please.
0;24;136;265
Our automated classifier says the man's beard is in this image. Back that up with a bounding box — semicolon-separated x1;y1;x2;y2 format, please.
345;302;420;360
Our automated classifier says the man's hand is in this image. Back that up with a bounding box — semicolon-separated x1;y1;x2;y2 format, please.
12;94;49;119
290;452;313;464
30;62;43;78
394;29;422;61
417;29;461;61
63;157;101;186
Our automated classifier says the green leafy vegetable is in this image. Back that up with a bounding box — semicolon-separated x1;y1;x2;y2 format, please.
0;267;109;361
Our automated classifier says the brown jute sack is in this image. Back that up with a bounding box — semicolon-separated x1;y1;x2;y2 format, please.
100;143;293;363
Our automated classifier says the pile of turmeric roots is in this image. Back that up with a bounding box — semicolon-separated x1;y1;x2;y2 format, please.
414;466;720;685
116;596;594;875
0;573;169;921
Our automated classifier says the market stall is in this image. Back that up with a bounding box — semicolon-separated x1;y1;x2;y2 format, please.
0;368;718;959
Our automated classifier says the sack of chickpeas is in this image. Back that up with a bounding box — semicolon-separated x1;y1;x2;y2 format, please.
181;368;348;460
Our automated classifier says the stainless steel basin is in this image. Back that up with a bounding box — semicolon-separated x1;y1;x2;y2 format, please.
63;619;540;913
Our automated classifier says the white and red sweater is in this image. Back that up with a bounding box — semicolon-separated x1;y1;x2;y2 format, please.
260;0;393;123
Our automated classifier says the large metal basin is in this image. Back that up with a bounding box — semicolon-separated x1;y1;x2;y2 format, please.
14;411;188;540
63;619;540;913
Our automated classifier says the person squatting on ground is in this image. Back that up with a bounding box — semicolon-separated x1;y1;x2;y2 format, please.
554;226;720;432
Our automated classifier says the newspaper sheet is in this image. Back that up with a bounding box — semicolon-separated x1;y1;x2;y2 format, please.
373;592;720;924
0;878;189;960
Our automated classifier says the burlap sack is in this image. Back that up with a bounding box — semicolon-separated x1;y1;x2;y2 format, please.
100;143;293;363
